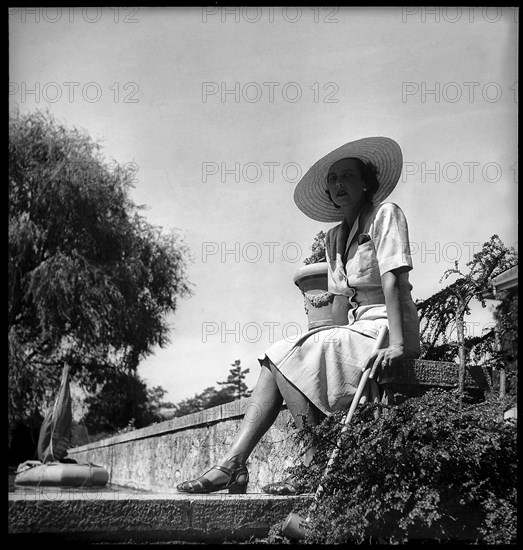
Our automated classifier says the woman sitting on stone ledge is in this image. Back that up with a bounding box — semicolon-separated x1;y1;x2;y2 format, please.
177;136;421;495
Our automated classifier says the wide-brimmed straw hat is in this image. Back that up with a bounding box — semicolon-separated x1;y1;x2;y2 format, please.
293;137;403;222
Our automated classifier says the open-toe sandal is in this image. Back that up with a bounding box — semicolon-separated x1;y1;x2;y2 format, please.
176;462;248;494
262;475;307;495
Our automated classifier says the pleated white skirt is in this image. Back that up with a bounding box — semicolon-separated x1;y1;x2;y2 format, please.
257;320;388;415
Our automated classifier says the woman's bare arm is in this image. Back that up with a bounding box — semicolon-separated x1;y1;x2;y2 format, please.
380;267;409;367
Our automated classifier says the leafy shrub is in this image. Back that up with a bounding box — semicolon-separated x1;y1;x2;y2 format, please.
279;390;517;544
303;231;327;265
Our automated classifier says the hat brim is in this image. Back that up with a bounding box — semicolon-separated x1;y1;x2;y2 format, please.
293;137;403;222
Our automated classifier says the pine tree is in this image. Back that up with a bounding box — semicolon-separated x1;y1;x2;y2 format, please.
217;359;252;400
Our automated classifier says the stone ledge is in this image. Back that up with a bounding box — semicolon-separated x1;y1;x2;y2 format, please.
378;359;491;390
7;485;487;544
71;398;260;452
8;489;311;543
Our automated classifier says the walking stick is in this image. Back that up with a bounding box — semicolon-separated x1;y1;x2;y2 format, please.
282;325;389;540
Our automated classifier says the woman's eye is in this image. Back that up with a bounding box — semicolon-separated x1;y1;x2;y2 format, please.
328;172;354;185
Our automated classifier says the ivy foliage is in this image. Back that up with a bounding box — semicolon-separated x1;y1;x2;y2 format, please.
277;390;516;545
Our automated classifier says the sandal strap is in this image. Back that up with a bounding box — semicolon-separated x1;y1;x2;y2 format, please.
211;464;234;476
211;463;247;476
271;481;296;491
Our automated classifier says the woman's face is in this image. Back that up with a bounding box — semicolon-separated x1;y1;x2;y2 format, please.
326;158;366;208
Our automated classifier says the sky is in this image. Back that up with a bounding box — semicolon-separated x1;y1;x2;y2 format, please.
9;6;518;405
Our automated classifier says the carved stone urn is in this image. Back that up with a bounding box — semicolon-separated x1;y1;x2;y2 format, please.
293;262;334;330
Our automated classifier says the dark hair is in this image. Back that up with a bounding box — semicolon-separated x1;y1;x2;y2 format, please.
324;158;379;207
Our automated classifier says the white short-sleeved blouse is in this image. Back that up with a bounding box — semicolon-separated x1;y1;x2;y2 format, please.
325;201;421;354
258;202;420;414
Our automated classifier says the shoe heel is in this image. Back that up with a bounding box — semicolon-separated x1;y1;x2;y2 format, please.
229;482;247;494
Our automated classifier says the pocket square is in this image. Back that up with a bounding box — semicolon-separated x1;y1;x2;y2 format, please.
358;233;371;245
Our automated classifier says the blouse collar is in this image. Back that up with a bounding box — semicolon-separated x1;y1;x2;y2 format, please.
335;211;362;264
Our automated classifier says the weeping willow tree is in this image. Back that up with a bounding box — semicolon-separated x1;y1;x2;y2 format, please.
416;235;517;397
8;109;193;442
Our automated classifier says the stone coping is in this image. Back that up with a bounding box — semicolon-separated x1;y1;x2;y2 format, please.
70;399;286;453
9;486;311;502
378;359;491;389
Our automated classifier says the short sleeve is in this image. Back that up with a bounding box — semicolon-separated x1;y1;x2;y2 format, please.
369;202;413;276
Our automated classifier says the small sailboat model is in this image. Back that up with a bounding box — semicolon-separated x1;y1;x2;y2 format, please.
14;364;109;487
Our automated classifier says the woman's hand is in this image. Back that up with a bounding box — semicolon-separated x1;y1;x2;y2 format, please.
380;344;405;368
369;344;405;378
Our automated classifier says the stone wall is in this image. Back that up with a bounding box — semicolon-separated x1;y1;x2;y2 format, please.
67;399;297;493
67;360;491;493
